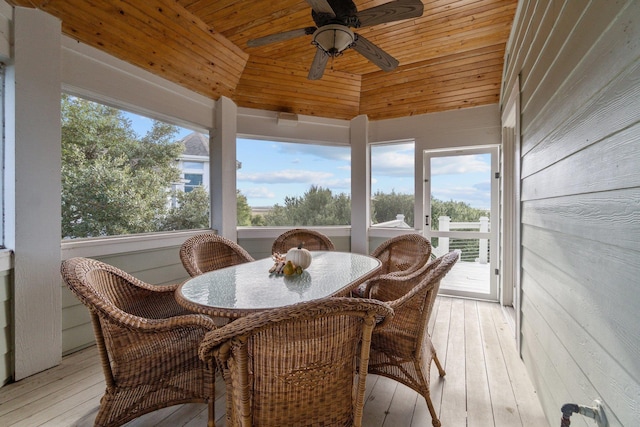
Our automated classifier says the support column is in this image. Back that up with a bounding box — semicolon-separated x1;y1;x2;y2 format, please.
211;96;238;241
350;115;369;254
10;7;62;379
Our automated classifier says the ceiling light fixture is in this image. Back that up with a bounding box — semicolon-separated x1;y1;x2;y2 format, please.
311;24;355;56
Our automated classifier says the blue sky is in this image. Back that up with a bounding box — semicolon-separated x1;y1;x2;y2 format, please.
430;154;492;211
237;138;351;207
127;113;491;210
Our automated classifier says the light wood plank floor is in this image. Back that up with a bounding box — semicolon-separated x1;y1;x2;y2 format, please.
0;297;549;426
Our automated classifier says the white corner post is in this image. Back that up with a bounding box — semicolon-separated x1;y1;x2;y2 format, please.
10;7;62;379
211;96;238;241
350;115;370;254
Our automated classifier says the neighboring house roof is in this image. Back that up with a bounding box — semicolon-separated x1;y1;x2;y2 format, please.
178;132;242;169
180;132;209;157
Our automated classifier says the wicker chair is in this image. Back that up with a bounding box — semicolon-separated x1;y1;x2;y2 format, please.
371;233;432;277
352;233;432;297
180;232;254;277
199;297;393;427
61;257;218;427
271;228;335;254
361;250;459;427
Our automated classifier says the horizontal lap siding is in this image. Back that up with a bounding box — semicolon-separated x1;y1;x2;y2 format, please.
502;1;640;426
0;269;11;386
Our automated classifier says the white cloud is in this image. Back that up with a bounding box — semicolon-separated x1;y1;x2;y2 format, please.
431;155;490;175
275;143;351;162
243;187;275;199
433;184;491;210
238;169;334;184
371;144;414;177
322;177;351;190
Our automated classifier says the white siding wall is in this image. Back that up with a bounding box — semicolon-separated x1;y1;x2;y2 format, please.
0;252;12;386
501;1;640;426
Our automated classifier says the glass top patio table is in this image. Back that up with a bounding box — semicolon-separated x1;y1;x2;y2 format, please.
175;251;381;318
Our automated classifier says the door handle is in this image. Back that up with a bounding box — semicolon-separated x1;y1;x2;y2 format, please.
425;215;429;226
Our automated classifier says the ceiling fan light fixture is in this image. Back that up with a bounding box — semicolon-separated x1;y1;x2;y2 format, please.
312;24;354;56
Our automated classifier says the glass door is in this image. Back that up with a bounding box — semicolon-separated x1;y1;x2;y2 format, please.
423;147;499;301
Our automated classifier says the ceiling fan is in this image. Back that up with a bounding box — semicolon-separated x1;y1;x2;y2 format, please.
247;0;425;80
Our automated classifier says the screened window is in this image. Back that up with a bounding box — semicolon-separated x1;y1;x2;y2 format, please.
236;138;351;227
61;94;209;238
370;142;415;228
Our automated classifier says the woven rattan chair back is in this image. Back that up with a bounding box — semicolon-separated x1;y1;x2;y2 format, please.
370;233;432;276
364;250;459;427
180;232;254;277
199;297;393;427
271;228;335;254
61;257;217;427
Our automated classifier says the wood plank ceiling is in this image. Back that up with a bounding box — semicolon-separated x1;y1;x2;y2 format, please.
8;0;517;121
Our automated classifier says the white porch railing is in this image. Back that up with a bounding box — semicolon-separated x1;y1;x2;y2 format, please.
433;216;490;264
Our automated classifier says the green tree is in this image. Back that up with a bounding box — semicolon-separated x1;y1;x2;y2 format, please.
237;190;252;226
263;185;351;226
371;190;415;226
430;197;488;228
162;187;210;230
163;188;254;229
61;95;196;238
251;214;266;226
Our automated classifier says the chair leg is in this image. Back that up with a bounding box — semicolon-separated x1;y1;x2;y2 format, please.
208;361;216;427
208;398;215;427
433;352;446;377
425;393;441;427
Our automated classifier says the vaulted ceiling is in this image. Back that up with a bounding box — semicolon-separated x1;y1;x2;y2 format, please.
8;0;517;121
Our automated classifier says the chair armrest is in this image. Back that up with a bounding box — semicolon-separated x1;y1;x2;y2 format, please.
113;314;218;366
362;272;420;300
363;256;441;298
105;305;218;333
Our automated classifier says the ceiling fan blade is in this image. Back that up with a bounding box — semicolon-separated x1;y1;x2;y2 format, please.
305;0;335;16
247;27;316;48
356;0;424;27
352;34;399;72
308;49;330;80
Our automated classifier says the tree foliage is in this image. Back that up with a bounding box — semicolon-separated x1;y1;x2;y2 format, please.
255;186;487;229
61;95;206;238
430;197;489;228
236;190;252;226
262;185;350;226
162;187;210;231
371;190;415;226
